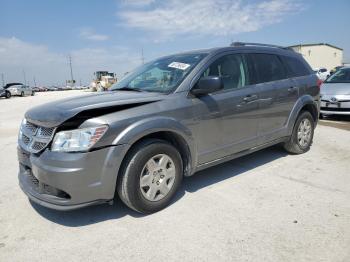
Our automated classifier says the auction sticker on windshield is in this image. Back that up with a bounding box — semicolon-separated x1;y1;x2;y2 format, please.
168;62;191;70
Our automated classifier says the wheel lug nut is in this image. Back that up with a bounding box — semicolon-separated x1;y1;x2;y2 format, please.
160;175;164;178
156;182;160;185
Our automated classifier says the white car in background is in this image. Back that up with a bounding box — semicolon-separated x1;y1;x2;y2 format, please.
7;83;35;97
314;67;330;81
320;67;350;117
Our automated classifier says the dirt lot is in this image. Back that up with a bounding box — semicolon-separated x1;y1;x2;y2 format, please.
0;91;349;262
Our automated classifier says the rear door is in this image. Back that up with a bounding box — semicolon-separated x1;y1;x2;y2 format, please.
247;53;298;144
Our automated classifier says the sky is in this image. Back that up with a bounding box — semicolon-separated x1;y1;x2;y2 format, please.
1;0;349;86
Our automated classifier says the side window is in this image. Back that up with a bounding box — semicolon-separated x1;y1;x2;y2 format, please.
281;56;311;77
250;53;286;83
201;54;250;90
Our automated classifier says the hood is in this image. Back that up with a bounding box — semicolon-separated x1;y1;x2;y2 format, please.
321;83;350;95
25;91;164;127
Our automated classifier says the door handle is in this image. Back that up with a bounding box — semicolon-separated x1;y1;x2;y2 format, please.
288;86;298;92
243;94;258;103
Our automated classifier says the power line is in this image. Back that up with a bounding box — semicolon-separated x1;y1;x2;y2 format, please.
68;55;74;86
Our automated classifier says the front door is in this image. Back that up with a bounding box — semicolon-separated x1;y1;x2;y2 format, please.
191;53;260;164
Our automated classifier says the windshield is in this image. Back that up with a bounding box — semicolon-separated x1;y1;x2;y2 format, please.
111;53;207;93
326;68;350;83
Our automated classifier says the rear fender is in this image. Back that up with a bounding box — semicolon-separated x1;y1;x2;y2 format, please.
286;95;319;135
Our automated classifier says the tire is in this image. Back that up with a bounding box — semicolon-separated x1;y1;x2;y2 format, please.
284;111;315;154
319;113;323;119
117;139;183;214
21;91;24;97
5;91;11;99
31;91;35;96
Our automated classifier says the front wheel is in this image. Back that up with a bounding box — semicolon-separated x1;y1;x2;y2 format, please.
21;91;24;97
117;139;183;214
31;91;35;96
284;111;315;154
5;91;11;99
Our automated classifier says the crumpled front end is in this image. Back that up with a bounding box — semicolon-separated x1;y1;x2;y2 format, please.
17;119;129;210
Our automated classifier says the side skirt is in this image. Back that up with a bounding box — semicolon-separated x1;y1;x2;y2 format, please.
191;137;289;175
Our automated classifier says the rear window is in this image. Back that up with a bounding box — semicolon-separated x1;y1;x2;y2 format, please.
282;56;310;77
249;54;287;83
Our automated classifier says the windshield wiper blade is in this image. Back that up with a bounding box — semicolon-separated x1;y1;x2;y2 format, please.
113;87;143;92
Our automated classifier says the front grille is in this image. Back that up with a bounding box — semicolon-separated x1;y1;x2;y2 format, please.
24;121;37;135
38;127;54;137
25;168;70;199
28;172;39;189
321;107;350;112
19;119;56;153
22;134;31;145
32;141;47;151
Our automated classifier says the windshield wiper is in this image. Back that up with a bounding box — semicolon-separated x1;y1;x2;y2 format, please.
113;87;143;92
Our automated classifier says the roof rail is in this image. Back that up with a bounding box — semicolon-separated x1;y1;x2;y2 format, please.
230;42;294;51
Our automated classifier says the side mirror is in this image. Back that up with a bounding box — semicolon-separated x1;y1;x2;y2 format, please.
191;76;223;96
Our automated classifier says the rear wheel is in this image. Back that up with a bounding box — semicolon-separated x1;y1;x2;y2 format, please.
31;91;35;96
284;111;315;154
21;91;24;97
117;139;183;214
5;91;11;99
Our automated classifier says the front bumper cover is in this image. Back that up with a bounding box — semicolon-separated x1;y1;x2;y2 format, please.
18;144;129;211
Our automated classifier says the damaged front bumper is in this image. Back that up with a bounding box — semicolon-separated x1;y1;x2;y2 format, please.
18;144;129;211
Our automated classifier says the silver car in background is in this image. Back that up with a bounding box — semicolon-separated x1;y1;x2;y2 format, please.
320;67;350;116
8;84;35;97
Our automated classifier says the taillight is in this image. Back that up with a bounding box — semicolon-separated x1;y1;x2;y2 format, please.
317;79;322;89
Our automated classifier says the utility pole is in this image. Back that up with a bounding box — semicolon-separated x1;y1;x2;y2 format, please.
141;48;145;65
33;76;37;87
68;55;74;86
22;70;27;85
1;73;4;87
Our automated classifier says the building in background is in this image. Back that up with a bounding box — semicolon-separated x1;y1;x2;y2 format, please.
289;43;343;70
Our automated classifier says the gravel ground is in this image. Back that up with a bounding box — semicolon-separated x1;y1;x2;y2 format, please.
0;91;349;262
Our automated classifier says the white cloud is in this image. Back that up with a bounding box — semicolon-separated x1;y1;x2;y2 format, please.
119;0;301;38
0;37;141;85
120;0;156;7
79;28;110;41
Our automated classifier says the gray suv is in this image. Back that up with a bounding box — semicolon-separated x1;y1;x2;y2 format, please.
17;43;320;214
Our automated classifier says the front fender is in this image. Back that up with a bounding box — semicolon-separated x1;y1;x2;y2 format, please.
112;116;197;171
286;94;319;135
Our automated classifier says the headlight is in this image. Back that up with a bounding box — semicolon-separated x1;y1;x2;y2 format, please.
51;125;108;152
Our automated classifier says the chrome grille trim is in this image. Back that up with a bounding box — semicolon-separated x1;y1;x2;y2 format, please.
19;119;56;153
